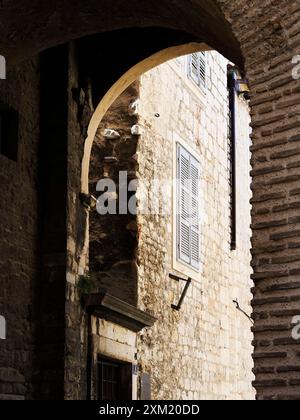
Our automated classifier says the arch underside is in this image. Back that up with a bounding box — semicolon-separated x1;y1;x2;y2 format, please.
0;1;244;195
0;0;242;68
80;36;211;193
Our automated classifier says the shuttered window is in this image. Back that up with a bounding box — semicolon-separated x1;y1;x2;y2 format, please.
188;52;206;89
177;144;200;270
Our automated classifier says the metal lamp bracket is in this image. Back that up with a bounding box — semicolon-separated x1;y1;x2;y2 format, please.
169;274;192;311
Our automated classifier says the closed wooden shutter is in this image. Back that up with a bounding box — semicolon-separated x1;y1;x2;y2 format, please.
140;373;151;400
177;144;200;270
190;156;200;269
188;52;206;88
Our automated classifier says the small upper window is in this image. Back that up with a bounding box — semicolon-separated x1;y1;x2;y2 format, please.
188;52;206;89
0;102;19;161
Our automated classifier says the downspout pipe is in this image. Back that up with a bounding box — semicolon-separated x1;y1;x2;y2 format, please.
228;66;238;251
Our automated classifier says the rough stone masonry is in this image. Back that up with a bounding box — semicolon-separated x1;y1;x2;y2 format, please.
89;51;254;400
135;53;255;400
0;0;300;401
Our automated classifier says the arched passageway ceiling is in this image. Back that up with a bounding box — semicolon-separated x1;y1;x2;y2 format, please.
78;27;210;108
0;0;243;68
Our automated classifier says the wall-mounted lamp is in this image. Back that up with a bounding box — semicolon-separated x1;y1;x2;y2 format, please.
235;79;250;100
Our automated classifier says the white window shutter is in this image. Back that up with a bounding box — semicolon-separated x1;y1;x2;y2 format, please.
177;144;191;264
190;53;200;85
188;52;206;88
177;144;200;270
190;156;200;270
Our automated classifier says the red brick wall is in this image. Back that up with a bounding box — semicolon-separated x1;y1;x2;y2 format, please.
219;0;300;400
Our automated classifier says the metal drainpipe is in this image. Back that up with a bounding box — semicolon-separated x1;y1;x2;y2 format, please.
228;66;238;251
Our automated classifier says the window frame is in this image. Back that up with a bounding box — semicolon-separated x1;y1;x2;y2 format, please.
187;52;207;90
172;134;201;277
97;356;133;401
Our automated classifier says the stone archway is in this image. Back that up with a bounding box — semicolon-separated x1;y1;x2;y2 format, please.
76;3;300;398
0;1;242;67
81;42;211;194
0;0;300;401
86;45;255;400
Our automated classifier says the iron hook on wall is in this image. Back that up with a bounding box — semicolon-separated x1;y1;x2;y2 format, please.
169;274;192;311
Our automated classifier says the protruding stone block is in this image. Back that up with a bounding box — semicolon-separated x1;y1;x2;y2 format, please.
103;129;121;140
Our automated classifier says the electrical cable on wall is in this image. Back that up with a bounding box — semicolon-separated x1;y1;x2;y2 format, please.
233;299;254;325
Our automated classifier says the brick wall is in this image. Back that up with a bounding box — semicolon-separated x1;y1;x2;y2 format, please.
218;0;300;400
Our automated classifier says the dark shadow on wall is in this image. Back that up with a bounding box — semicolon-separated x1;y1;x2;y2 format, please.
89;83;140;306
35;45;69;400
77;27;198;108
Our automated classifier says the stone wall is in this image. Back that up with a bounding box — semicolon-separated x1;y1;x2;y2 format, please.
135;52;255;400
89;83;140;306
1;0;300;401
64;43;89;400
0;59;40;400
87;51;255;399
